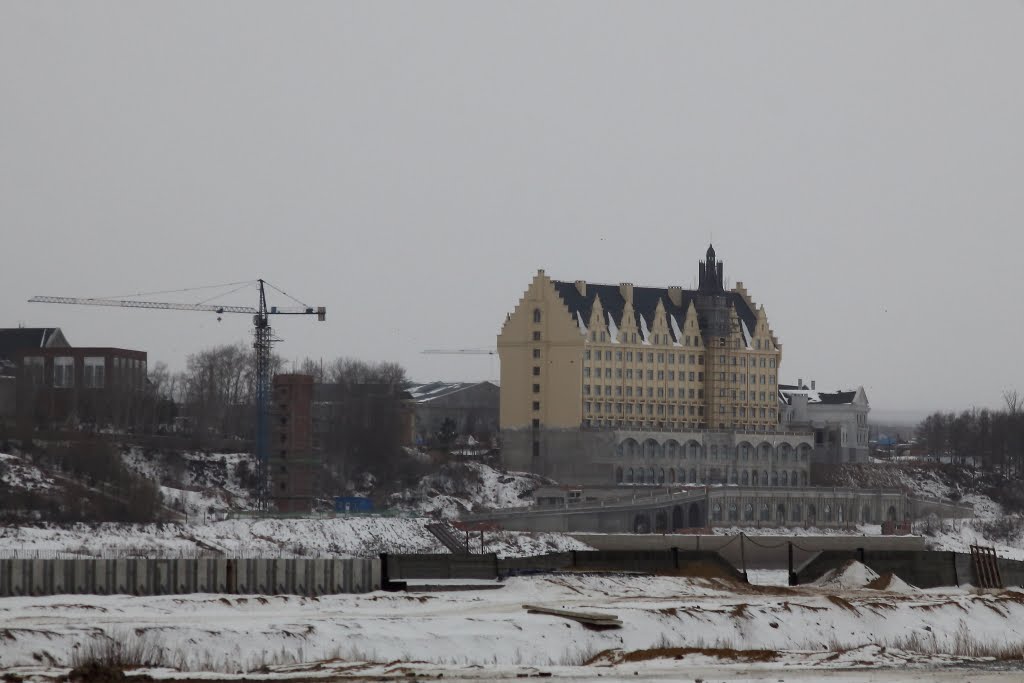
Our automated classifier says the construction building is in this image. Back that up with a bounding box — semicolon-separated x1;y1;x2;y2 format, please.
270;373;319;513
778;381;871;464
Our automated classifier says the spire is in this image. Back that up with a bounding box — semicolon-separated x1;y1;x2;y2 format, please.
698;244;724;292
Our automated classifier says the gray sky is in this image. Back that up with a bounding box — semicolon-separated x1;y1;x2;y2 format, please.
3;1;1023;420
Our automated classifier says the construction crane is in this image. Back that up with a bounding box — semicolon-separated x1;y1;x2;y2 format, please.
29;279;326;511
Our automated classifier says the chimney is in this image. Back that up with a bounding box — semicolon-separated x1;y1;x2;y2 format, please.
811;380;816;390
667;286;683;307
619;282;633;303
575;280;586;296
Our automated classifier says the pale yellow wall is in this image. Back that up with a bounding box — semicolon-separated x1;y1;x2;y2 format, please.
499;272;783;435
498;271;584;430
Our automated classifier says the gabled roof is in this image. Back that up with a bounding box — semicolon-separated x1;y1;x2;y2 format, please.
550;281;757;341
0;328;69;359
405;381;498;404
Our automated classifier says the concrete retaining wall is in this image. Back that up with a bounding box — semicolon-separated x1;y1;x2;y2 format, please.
384;553;500;580
794;550;1024;589
0;557;380;597
571;533;926;570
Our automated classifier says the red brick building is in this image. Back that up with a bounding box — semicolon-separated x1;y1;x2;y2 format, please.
271;373;320;513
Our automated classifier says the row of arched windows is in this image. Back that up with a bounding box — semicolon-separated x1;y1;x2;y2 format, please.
616;439;810;462
616;466;809;487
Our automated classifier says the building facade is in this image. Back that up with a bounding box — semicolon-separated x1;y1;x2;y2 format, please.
14;346;148;432
270;373;319;513
778;382;870;465
498;246;803;485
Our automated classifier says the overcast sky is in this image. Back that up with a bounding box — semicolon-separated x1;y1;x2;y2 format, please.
2;2;1022;421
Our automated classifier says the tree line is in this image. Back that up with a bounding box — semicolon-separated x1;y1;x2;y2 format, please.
915;391;1024;476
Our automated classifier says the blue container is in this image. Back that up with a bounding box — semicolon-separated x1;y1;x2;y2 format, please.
334;496;374;513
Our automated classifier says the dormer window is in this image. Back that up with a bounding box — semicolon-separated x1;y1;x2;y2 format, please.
533;308;542;323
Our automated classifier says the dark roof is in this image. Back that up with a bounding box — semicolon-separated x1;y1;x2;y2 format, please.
778;384;858;405
818;390;857;405
0;328;66;360
550;281;757;341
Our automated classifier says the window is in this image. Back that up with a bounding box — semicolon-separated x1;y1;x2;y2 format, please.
668;371;675;380
532;331;541;341
605;368;611;378
54;356;74;388
532;418;540;428
533;441;540;457
615;351;623;361
584;385;591;395
657;370;664;380
646;370;653;380
84;357;105;388
668;353;675;364
23;356;45;385
533;348;541;359
657;353;665;363
697;372;704;381
533;308;541;323
532;384;540;393
688;371;695;381
605;350;612;361
532;401;540;411
698;355;704;365
626;351;633;361
532;366;540;376
647;353;654;362
584;350;591;360
583;368;591;378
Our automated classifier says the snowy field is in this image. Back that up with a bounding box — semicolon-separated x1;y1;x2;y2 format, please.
4;567;1024;680
0;517;590;559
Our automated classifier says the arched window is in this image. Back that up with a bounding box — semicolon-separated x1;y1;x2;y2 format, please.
744;503;754;520
669;468;676;484
838;505;845;523
658;468;666;484
808;504;817;521
741;470;749;486
728;503;738;521
792;503;802;521
649;468;656;483
689;468;697;483
791;471;799;488
712;503;723;521
533;308;542;323
776;504;786;523
729;469;738;485
615;467;623;484
626;468;634;484
824;504;832;521
771;471;779;487
760;503;770;521
780;471;788;486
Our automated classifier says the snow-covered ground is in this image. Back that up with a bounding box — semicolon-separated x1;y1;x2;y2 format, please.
0;517;590;559
4;569;1024;680
389;460;546;519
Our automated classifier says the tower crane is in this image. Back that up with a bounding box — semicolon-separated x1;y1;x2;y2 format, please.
29;279;326;511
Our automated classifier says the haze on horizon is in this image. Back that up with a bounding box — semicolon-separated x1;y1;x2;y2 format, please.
2;1;1022;422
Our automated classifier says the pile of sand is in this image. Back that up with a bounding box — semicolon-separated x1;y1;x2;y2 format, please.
866;571;917;593
811;560;880;590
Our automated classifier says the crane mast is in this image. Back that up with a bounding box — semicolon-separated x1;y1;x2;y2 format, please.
29;278;326;512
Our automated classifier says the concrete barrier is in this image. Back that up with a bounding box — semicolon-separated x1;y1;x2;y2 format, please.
794;550;1024;588
0;557;380;597
571;533;926;570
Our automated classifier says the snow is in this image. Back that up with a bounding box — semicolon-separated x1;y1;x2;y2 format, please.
669;314;683;346
811;560;880;589
740;319;753;349
576;311;587;336
4;573;1024;679
606;311;619;343
389;461;546;519
0;452;56;492
638;314;650;344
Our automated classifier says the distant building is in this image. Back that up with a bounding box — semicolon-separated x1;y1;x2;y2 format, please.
778;381;870;464
270;374;319;513
0;328;69;376
2;326;147;432
404;381;499;447
497;246;811;487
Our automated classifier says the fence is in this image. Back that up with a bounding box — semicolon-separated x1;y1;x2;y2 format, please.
794;549;1024;588
0;557;380;597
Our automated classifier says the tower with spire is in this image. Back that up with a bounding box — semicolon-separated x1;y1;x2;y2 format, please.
698;244;725;293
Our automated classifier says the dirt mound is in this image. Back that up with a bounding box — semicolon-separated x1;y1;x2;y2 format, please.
866;571;917;593
811;560;880;590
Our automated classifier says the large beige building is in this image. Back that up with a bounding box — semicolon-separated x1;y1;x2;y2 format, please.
498;246;804;485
